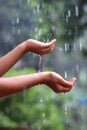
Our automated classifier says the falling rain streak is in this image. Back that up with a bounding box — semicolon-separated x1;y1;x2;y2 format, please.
75;6;79;17
39;56;44;72
64;43;70;52
64;71;68;79
16;17;20;24
80;42;83;51
68;10;71;17
1;1;86;130
28;0;29;4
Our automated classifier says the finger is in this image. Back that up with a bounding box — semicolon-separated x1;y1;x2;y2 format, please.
41;45;55;55
60;78;77;91
50;39;57;45
43;39;57;48
57;84;72;93
71;77;77;86
59;77;74;88
51;84;71;93
60;87;71;93
50;84;62;93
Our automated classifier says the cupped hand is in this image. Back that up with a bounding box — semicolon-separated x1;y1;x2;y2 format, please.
25;39;57;55
44;72;76;93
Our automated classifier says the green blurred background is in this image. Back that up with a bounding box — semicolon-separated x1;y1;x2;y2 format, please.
0;0;87;130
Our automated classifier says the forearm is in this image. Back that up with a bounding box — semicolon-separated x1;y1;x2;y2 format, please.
0;42;26;77
0;39;56;77
0;72;47;98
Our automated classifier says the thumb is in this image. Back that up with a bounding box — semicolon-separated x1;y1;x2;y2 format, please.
50;39;57;45
71;77;77;86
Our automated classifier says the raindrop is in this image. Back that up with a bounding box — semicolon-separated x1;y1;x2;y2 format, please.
73;42;76;51
28;0;29;4
66;15;69;22
79;39;83;51
64;94;69;124
65;105;68;115
43;119;46;124
40;99;43;103
42;113;46;125
64;70;68;79
39;17;43;23
80;43;83;51
64;43;69;52
42;113;45;118
37;4;40;13
75;6;79;17
65;43;67;52
59;47;63;52
75;63;79;72
39;56;44;72
16;17;20;24
68;10;71;17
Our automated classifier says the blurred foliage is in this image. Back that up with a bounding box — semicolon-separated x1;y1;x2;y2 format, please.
0;0;87;130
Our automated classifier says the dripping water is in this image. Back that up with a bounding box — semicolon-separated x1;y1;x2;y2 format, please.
64;42;69;124
39;39;48;72
39;56;44;72
64;93;69;124
38;42;46;127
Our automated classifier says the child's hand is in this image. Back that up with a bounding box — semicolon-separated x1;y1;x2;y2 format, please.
25;39;57;55
43;72;76;93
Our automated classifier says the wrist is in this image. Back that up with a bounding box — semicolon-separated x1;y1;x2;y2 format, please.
40;72;50;84
23;39;31;52
20;41;28;54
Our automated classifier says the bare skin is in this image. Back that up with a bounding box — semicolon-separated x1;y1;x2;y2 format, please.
0;39;76;98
